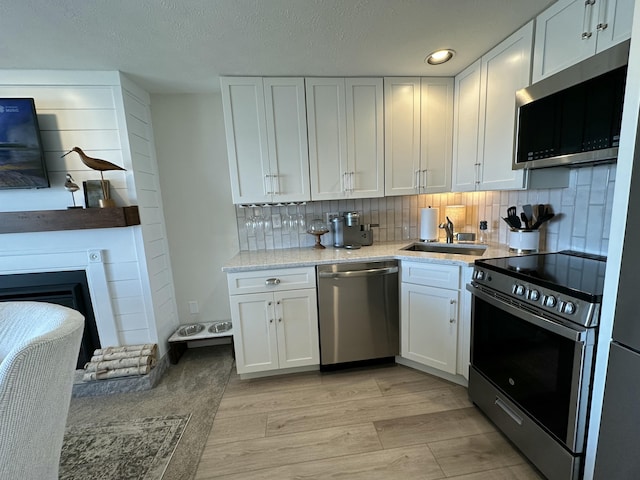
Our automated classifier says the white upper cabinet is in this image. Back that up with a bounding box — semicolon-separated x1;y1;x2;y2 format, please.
220;77;310;204
533;0;634;82
384;77;453;196
452;21;533;192
306;77;384;200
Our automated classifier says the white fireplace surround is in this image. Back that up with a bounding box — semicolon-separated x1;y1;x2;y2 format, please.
0;249;119;347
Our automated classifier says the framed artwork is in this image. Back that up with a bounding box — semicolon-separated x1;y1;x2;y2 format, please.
83;180;110;208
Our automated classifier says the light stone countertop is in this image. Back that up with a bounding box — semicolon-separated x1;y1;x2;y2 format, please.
222;240;517;272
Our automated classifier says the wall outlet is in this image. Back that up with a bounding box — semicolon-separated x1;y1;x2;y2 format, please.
188;300;199;314
325;212;340;224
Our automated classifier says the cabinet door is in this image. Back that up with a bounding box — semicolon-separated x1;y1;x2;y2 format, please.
229;292;279;374
452;59;482;192
477;21;531;191
420;78;453;193
595;0;634;52
345;78;384;198
384;78;421;197
263;78;311;202
401;283;458;374
306;78;348;200
220;77;271;204
274;288;320;369
532;0;597;82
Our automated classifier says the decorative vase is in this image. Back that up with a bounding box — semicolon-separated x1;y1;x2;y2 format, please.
307;219;329;249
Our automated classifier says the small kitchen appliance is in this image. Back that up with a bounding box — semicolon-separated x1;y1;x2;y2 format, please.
331;212;374;248
467;251;606;480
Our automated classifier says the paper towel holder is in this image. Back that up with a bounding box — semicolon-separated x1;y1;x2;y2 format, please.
419;206;439;242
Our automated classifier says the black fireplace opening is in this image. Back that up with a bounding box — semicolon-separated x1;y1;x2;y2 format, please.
0;270;101;369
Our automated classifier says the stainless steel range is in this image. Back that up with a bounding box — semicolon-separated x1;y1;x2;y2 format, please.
467;251;607;480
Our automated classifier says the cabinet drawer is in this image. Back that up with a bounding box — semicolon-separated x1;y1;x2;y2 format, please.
227;267;316;295
401;261;460;289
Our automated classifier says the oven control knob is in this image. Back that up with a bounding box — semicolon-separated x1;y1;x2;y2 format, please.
561;301;576;315
543;295;557;308
512;284;525;296
528;289;540;301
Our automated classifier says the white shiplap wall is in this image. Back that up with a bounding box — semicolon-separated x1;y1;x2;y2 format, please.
117;74;179;348
0;70;178;356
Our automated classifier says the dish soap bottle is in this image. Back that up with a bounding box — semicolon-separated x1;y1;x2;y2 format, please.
478;220;488;244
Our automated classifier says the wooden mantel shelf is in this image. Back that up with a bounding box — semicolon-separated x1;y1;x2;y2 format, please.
0;206;140;234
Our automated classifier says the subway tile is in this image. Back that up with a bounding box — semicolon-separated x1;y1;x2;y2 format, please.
585;205;604;252
576;167;593;186
589;167;609;205
571;186;590;237
545;232;558;252
240;163;616;252
561;185;577;206
571;236;586;253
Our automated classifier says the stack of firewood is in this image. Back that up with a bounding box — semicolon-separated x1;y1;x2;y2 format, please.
83;344;158;381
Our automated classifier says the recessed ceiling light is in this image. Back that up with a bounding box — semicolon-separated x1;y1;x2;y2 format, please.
425;49;455;65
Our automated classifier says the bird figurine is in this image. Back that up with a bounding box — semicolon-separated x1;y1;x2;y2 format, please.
61;147;125;206
64;173;81;209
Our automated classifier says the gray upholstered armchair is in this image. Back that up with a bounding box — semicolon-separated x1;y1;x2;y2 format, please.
0;301;84;479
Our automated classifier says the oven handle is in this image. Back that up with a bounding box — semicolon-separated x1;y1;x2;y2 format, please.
494;396;523;426
466;283;591;343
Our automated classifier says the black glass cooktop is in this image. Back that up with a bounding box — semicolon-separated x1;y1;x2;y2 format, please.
476;250;607;299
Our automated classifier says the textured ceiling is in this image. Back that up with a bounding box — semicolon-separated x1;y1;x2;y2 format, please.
0;0;556;93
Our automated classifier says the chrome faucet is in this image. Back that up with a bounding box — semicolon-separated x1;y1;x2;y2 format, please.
439;216;454;243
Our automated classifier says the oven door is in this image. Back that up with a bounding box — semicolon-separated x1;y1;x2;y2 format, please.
468;284;595;453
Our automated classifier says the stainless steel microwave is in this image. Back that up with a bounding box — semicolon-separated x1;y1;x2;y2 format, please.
513;40;630;170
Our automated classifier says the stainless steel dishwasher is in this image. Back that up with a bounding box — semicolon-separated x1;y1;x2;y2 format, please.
317;260;399;367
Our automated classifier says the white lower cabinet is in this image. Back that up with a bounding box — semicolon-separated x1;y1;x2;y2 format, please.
400;261;472;381
401;282;459;374
227;268;319;375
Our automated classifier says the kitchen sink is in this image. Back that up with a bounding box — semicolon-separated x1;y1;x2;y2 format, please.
401;242;487;256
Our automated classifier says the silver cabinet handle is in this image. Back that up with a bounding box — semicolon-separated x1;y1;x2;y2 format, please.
582;0;596;39
596;0;609;31
414;169;420;191
350;172;355;193
421;169;428;191
264;174;271;195
449;298;456;323
264;174;275;195
272;174;280;195
495;397;523;426
342;172;349;194
265;278;281;286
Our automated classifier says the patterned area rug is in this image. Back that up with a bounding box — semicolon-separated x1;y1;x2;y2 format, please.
59;414;190;480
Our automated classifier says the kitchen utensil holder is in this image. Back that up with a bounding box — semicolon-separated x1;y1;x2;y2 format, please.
508;229;540;253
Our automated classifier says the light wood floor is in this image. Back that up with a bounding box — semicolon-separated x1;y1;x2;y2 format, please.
195;364;544;479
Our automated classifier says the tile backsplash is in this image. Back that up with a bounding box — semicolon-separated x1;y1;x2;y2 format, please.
235;164;615;257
